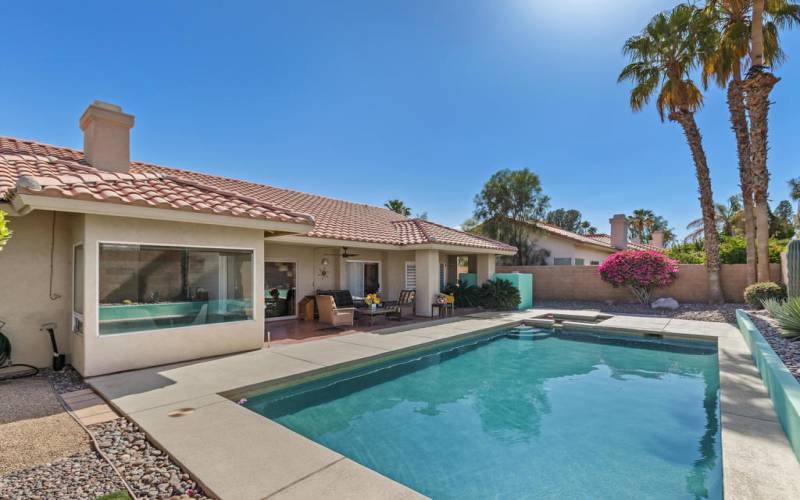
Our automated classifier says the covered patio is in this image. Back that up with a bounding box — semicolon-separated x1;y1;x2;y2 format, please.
266;307;483;344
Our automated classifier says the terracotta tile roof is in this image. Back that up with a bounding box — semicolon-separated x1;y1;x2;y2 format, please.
531;222;664;253
391;219;516;251
0;137;314;226
0;136;514;252
585;233;664;252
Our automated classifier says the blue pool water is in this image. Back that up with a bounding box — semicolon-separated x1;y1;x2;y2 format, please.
246;330;722;499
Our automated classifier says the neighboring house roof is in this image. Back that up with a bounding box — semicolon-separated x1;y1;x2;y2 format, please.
584;233;663;252
0;136;515;253
529;221;664;253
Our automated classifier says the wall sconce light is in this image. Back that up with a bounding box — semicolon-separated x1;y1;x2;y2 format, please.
319;257;329;278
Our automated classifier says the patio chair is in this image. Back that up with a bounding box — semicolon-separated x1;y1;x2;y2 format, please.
316;295;355;328
385;290;416;320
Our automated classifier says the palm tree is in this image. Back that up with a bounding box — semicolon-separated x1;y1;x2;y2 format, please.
629;209;656;242
685;196;744;242
384;199;412;216
744;0;800;280
619;4;724;303
651;215;678;246
790;177;800;211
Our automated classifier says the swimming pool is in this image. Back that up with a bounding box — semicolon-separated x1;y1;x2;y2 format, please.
245;328;722;499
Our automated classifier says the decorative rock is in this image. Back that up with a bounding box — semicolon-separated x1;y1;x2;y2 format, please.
651;297;680;310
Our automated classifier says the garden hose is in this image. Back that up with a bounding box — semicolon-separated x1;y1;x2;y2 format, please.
0;320;39;380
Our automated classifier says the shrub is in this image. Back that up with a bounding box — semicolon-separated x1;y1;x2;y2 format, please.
443;280;481;308
743;282;786;308
599;250;679;304
0;210;10;250
668;236;786;264
762;297;800;339
479;278;521;310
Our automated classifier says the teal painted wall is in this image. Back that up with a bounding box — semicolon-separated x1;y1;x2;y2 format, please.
458;273;477;288
493;272;533;309
735;309;800;460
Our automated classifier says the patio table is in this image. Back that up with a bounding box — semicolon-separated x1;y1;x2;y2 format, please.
355;307;388;326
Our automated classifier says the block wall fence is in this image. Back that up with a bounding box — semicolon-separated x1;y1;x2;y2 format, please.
495;264;783;303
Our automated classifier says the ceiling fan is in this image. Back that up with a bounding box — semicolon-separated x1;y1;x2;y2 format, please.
341;247;360;258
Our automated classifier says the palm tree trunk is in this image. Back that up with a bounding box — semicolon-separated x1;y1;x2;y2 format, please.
670;110;724;303
727;78;757;285
746;0;780;283
745;70;779;282
751;0;765;68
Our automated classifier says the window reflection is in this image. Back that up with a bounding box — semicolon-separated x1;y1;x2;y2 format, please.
265;261;296;319
98;244;253;335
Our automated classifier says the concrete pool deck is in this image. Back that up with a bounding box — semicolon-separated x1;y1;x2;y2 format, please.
88;309;800;499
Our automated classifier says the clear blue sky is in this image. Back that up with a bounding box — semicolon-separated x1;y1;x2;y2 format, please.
1;1;798;239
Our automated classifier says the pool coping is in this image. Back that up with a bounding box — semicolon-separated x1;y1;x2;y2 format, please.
87;309;800;499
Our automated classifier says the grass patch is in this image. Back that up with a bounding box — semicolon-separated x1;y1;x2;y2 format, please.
95;491;132;500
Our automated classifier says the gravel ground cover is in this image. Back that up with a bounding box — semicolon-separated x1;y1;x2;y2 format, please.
0;375;90;475
537;300;746;323
0;451;125;500
47;366;90;394
747;311;800;382
91;418;209;499
0;367;209;499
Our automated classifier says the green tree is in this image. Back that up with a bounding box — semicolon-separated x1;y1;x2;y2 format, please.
770;200;795;238
384;199;411;217
472;168;551;265
685;196;743;242
0;210;11;250
790;177;800;227
651;215;677;246
545;208;597;234
629;209;656;242
618;3;723;302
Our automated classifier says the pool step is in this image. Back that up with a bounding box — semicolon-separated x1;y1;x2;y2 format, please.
506;326;552;340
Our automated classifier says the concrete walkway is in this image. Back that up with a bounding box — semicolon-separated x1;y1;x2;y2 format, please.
88;309;800;499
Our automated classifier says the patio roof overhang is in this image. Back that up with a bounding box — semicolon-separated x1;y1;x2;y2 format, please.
264;234;518;256
8;193;316;234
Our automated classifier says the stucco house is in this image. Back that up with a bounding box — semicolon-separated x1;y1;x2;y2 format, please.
523;215;664;266
0;101;515;377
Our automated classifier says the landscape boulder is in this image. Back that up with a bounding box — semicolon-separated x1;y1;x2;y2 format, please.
651;297;679;310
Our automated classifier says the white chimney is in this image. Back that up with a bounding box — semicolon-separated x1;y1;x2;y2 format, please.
79;101;135;173
651;230;665;248
609;214;629;250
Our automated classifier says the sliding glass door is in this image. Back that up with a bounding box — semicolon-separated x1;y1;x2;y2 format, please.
345;261;380;298
265;261;297;319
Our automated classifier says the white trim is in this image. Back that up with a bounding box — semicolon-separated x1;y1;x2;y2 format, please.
72;242;84;336
264;257;300;322
95;240;258;338
14;194;313;233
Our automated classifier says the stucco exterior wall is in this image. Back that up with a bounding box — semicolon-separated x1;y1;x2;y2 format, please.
527;232;612;265
78;214;265;377
0;210;77;368
497;263;783;303
385;250;415;300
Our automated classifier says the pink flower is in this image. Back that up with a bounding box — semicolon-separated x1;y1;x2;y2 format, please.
599;250;678;303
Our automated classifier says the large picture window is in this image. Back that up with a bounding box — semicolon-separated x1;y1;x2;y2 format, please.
98;243;254;335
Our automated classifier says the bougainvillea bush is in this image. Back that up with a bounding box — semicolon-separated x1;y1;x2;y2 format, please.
598;250;679;304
